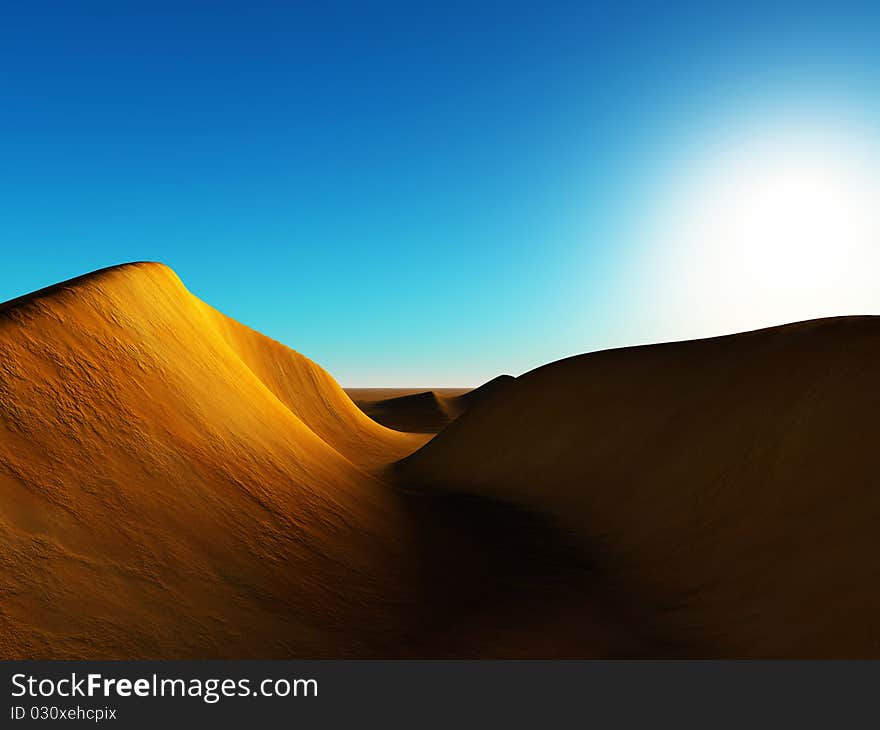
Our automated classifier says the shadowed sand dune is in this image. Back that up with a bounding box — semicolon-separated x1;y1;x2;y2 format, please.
349;375;515;433
0;263;642;659
396;317;880;658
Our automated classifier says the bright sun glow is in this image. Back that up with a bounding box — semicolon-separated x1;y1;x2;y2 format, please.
638;120;880;342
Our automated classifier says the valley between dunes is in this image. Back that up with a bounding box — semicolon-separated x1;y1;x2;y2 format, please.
1;262;879;658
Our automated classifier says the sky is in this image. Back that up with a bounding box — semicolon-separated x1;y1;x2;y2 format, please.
3;1;880;385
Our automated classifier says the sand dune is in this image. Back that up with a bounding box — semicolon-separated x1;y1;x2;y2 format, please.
0;263;429;658
0;263;636;659
350;376;515;433
5;262;878;659
345;387;472;403
396;317;880;658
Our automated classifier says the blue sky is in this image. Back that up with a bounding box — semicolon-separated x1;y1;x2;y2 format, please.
3;1;880;385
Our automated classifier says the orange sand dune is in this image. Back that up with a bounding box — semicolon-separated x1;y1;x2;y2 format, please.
397;317;880;658
350;376;515;433
0;263;429;658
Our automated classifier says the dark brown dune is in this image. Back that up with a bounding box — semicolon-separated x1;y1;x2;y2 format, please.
396;316;880;658
456;374;516;409
350;375;515;433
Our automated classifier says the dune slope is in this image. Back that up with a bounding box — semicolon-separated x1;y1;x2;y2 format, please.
0;262;426;658
397;317;880;658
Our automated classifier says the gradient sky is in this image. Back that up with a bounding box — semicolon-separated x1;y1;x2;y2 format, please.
4;1;880;385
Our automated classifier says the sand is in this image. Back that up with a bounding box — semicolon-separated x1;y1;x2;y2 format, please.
0;263;426;658
3;262;879;658
348;377;515;433
345;388;473;403
397;317;880;658
0;263;633;658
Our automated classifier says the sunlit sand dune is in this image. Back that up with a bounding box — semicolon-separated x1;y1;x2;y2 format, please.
397;317;880;658
0;262;428;658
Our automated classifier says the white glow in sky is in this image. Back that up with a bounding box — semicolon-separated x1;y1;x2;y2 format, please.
632;115;880;344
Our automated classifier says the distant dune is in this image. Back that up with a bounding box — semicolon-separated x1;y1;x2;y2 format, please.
349;376;515;433
396;317;880;658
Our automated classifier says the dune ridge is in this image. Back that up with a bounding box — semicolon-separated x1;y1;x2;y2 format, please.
396;316;880;658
